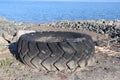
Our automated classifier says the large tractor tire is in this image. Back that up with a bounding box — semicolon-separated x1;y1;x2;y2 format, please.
17;31;95;72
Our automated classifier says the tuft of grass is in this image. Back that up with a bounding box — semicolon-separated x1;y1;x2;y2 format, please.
96;60;100;64
0;58;15;67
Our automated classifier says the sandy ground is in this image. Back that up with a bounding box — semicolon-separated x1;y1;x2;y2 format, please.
0;22;120;80
0;51;120;80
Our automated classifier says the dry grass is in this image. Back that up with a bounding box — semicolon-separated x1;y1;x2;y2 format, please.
95;46;120;57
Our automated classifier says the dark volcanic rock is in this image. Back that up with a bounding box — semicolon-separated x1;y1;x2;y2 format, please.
56;20;120;38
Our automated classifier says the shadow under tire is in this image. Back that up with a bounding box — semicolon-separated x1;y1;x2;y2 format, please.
17;31;95;72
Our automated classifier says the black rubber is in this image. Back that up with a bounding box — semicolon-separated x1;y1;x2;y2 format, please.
17;31;95;72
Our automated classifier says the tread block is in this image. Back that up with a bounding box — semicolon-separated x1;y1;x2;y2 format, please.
31;56;43;70
59;42;75;59
42;57;57;71
42;43;64;71
68;42;86;58
23;54;35;68
48;43;64;55
67;57;78;70
54;57;67;71
20;40;29;57
37;43;51;56
18;38;23;53
28;42;39;58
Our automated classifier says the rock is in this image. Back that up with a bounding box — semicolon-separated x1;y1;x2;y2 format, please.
115;23;120;29
96;19;106;24
2;32;13;43
49;23;56;27
108;21;114;26
0;36;9;52
117;38;120;43
0;36;9;45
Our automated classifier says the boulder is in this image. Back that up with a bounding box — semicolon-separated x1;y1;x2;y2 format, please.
2;32;13;43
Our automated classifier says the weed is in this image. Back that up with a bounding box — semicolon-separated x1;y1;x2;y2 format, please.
0;58;15;67
96;60;100;64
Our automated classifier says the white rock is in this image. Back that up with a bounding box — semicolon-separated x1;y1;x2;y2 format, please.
2;32;13;42
115;22;120;29
108;21;113;26
96;19;105;24
0;36;9;46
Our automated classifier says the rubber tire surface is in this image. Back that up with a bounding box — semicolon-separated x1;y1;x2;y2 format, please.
17;31;95;72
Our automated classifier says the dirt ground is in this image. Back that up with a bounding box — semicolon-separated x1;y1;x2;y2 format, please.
0;51;120;80
0;23;120;80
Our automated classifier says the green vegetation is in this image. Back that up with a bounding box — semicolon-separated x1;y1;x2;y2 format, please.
96;60;100;64
0;58;15;67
